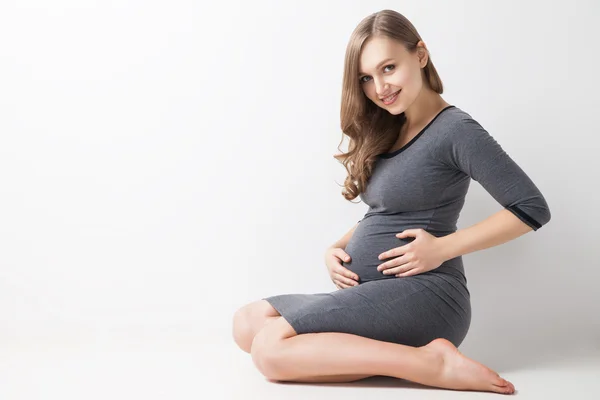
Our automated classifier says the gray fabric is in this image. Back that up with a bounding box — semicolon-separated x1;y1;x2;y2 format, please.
263;105;551;347
264;272;471;347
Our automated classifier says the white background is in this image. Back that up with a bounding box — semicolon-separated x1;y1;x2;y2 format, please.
1;1;598;398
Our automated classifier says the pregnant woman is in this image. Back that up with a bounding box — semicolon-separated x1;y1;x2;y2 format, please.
232;9;550;394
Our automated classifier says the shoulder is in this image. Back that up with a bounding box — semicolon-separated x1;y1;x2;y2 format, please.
432;107;489;148
440;106;484;135
428;107;498;166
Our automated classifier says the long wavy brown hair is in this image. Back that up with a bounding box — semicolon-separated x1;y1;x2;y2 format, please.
334;9;444;201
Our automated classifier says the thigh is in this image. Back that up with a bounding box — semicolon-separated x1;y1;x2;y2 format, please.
233;299;284;352
263;275;470;347
248;299;281;318
236;299;281;334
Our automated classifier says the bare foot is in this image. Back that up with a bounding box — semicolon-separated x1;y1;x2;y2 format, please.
421;338;516;394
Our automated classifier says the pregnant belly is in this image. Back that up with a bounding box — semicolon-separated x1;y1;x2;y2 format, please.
342;229;415;283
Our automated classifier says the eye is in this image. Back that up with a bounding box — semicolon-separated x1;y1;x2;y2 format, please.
359;64;395;84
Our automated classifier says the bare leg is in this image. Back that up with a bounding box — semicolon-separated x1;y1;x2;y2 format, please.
251;318;515;394
233;300;370;382
234;301;374;382
275;373;373;383
232;301;281;353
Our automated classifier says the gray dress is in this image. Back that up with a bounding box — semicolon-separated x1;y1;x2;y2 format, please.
263;105;551;348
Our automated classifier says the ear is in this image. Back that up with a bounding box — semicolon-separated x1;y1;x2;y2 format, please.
416;41;429;68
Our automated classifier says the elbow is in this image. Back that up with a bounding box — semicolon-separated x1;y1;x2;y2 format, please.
506;199;551;232
536;196;552;229
531;207;551;231
541;206;551;227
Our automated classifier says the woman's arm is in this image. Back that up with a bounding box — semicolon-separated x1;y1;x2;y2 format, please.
437;208;534;262
430;115;551;261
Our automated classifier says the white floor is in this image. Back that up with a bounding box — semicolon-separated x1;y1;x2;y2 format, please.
1;335;599;400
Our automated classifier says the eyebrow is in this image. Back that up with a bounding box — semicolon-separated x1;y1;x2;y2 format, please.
358;58;395;76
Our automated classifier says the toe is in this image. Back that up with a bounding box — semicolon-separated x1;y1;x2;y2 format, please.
493;376;507;386
503;382;515;394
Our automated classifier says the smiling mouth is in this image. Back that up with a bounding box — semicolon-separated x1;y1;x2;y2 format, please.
381;90;401;104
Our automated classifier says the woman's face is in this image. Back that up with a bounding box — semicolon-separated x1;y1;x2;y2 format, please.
357;36;427;115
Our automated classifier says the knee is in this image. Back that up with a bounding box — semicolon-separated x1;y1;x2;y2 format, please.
250;329;287;381
232;307;253;353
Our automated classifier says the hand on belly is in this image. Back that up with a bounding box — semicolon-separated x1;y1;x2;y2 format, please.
376;228;446;278
343;228;446;281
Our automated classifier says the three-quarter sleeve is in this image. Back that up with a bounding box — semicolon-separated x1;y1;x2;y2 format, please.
434;116;551;231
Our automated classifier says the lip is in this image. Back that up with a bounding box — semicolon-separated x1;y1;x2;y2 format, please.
381;90;401;104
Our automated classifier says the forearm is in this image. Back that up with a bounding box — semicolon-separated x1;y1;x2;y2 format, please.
437;208;534;261
329;222;360;250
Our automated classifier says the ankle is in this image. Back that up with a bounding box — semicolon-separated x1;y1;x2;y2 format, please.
419;343;445;371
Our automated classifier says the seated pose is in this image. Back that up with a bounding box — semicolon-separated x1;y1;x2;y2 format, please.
232;9;550;395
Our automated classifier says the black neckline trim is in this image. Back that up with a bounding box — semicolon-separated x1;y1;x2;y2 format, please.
378;105;456;159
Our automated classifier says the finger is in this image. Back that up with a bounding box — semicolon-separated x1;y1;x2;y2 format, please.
377;260;398;272
377;262;390;272
383;262;414;275
396;267;420;277
335;273;358;286
378;256;410;273
334;249;351;262
334;274;357;286
378;250;394;260
336;267;359;281
380;243;412;260
334;279;352;289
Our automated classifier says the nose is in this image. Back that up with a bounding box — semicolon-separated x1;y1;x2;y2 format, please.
374;78;389;97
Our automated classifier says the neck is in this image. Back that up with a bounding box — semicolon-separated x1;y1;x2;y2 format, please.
402;88;449;129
